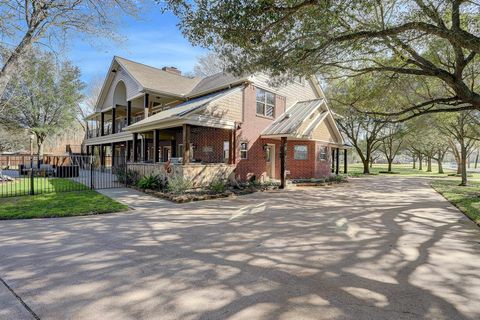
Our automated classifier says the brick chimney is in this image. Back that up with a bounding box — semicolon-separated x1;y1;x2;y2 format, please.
162;66;181;76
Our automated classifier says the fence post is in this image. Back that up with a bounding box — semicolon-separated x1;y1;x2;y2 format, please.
90;159;94;190
124;162;128;187
30;156;34;195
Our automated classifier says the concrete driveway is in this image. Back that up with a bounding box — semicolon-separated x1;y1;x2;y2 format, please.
1;177;479;320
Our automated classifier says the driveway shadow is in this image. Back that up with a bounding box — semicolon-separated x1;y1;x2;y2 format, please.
0;176;479;319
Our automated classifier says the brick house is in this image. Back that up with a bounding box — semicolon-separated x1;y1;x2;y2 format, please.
85;56;347;187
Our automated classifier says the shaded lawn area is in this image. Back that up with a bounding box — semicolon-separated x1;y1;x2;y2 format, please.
0;190;128;219
349;163;459;177
431;180;480;225
0;177;88;197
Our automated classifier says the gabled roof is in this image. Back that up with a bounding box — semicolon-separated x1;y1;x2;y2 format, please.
262;99;325;136
115;57;202;97
188;72;247;98
125;87;241;132
261;99;344;145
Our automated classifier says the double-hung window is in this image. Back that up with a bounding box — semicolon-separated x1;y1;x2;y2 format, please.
294;145;308;160
256;88;275;118
240;142;248;159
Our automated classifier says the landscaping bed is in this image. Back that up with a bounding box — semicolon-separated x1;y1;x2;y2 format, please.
291;175;348;187
132;182;280;203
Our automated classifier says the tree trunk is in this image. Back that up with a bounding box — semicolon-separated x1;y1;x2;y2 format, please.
418;155;423;170
475;152;479;169
426;156;432;172
460;142;467;186
412;155;416;169
437;159;444;174
363;159;370;174
36;136;45;168
387;159;392;172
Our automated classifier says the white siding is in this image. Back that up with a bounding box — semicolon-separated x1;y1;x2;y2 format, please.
250;74;319;109
101;66;141;111
200;89;243;122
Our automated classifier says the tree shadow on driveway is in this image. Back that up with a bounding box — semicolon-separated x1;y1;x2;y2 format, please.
0;176;479;319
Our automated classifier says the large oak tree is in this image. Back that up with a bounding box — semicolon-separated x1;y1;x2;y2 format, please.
165;0;480;119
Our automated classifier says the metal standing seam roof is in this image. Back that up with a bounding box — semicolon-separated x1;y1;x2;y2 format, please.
262;99;325;136
126;87;241;130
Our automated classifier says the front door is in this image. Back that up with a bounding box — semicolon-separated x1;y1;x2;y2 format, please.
265;144;275;179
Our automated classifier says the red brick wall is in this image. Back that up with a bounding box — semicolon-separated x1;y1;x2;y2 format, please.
235;84;287;181
191;127;230;163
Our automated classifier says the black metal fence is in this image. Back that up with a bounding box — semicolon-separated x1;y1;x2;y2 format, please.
0;155;125;198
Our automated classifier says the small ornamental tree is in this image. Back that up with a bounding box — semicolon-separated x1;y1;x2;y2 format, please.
0;51;84;160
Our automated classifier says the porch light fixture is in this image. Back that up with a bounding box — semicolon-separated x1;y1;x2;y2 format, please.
263;144;268;151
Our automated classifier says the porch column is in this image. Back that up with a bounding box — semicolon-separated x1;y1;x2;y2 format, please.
100;144;105;168
100;112;105;136
280;137;287;189
331;148;335;173
111;107;116;134
132;133;138;162
142;135;148;162
127;101;132;126
153;129;160;163
111;143;115;167
144;93;149;119
344;149;348;174
228;127;236;165
182;124;191;165
126;140;131;162
335;147;340;175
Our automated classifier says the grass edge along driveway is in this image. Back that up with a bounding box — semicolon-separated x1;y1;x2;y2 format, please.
0;190;128;219
431;180;480;226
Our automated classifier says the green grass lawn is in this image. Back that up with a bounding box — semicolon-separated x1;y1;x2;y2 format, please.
431;180;480;225
0;177;88;197
348;163;480;225
0;190;128;219
349;163;459;177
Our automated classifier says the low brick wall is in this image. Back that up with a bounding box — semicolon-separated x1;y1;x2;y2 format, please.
127;162;235;188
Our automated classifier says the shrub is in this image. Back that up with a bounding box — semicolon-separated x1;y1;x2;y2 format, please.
327;174;348;182
209;179;227;193
167;174;193;194
137;174;164;190
115;168;141;186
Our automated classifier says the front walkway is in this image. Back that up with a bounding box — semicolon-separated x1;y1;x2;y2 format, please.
0;177;479;319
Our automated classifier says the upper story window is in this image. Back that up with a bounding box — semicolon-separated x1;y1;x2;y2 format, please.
256;88;275;118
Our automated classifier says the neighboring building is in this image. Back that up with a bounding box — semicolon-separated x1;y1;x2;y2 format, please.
85;56;346;185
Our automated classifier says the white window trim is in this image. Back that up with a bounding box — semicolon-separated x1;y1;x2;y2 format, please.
240;142;248;159
256;87;276;118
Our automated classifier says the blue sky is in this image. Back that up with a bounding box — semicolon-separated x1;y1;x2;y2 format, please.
67;4;207;85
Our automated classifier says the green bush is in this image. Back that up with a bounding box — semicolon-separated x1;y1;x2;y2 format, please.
167;174;193;194
137;174;164;190
209;179;227;193
328;174;348;182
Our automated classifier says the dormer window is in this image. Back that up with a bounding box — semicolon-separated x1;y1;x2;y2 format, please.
256;87;275;118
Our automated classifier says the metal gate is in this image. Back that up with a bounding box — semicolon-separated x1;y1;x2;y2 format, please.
0;154;125;198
